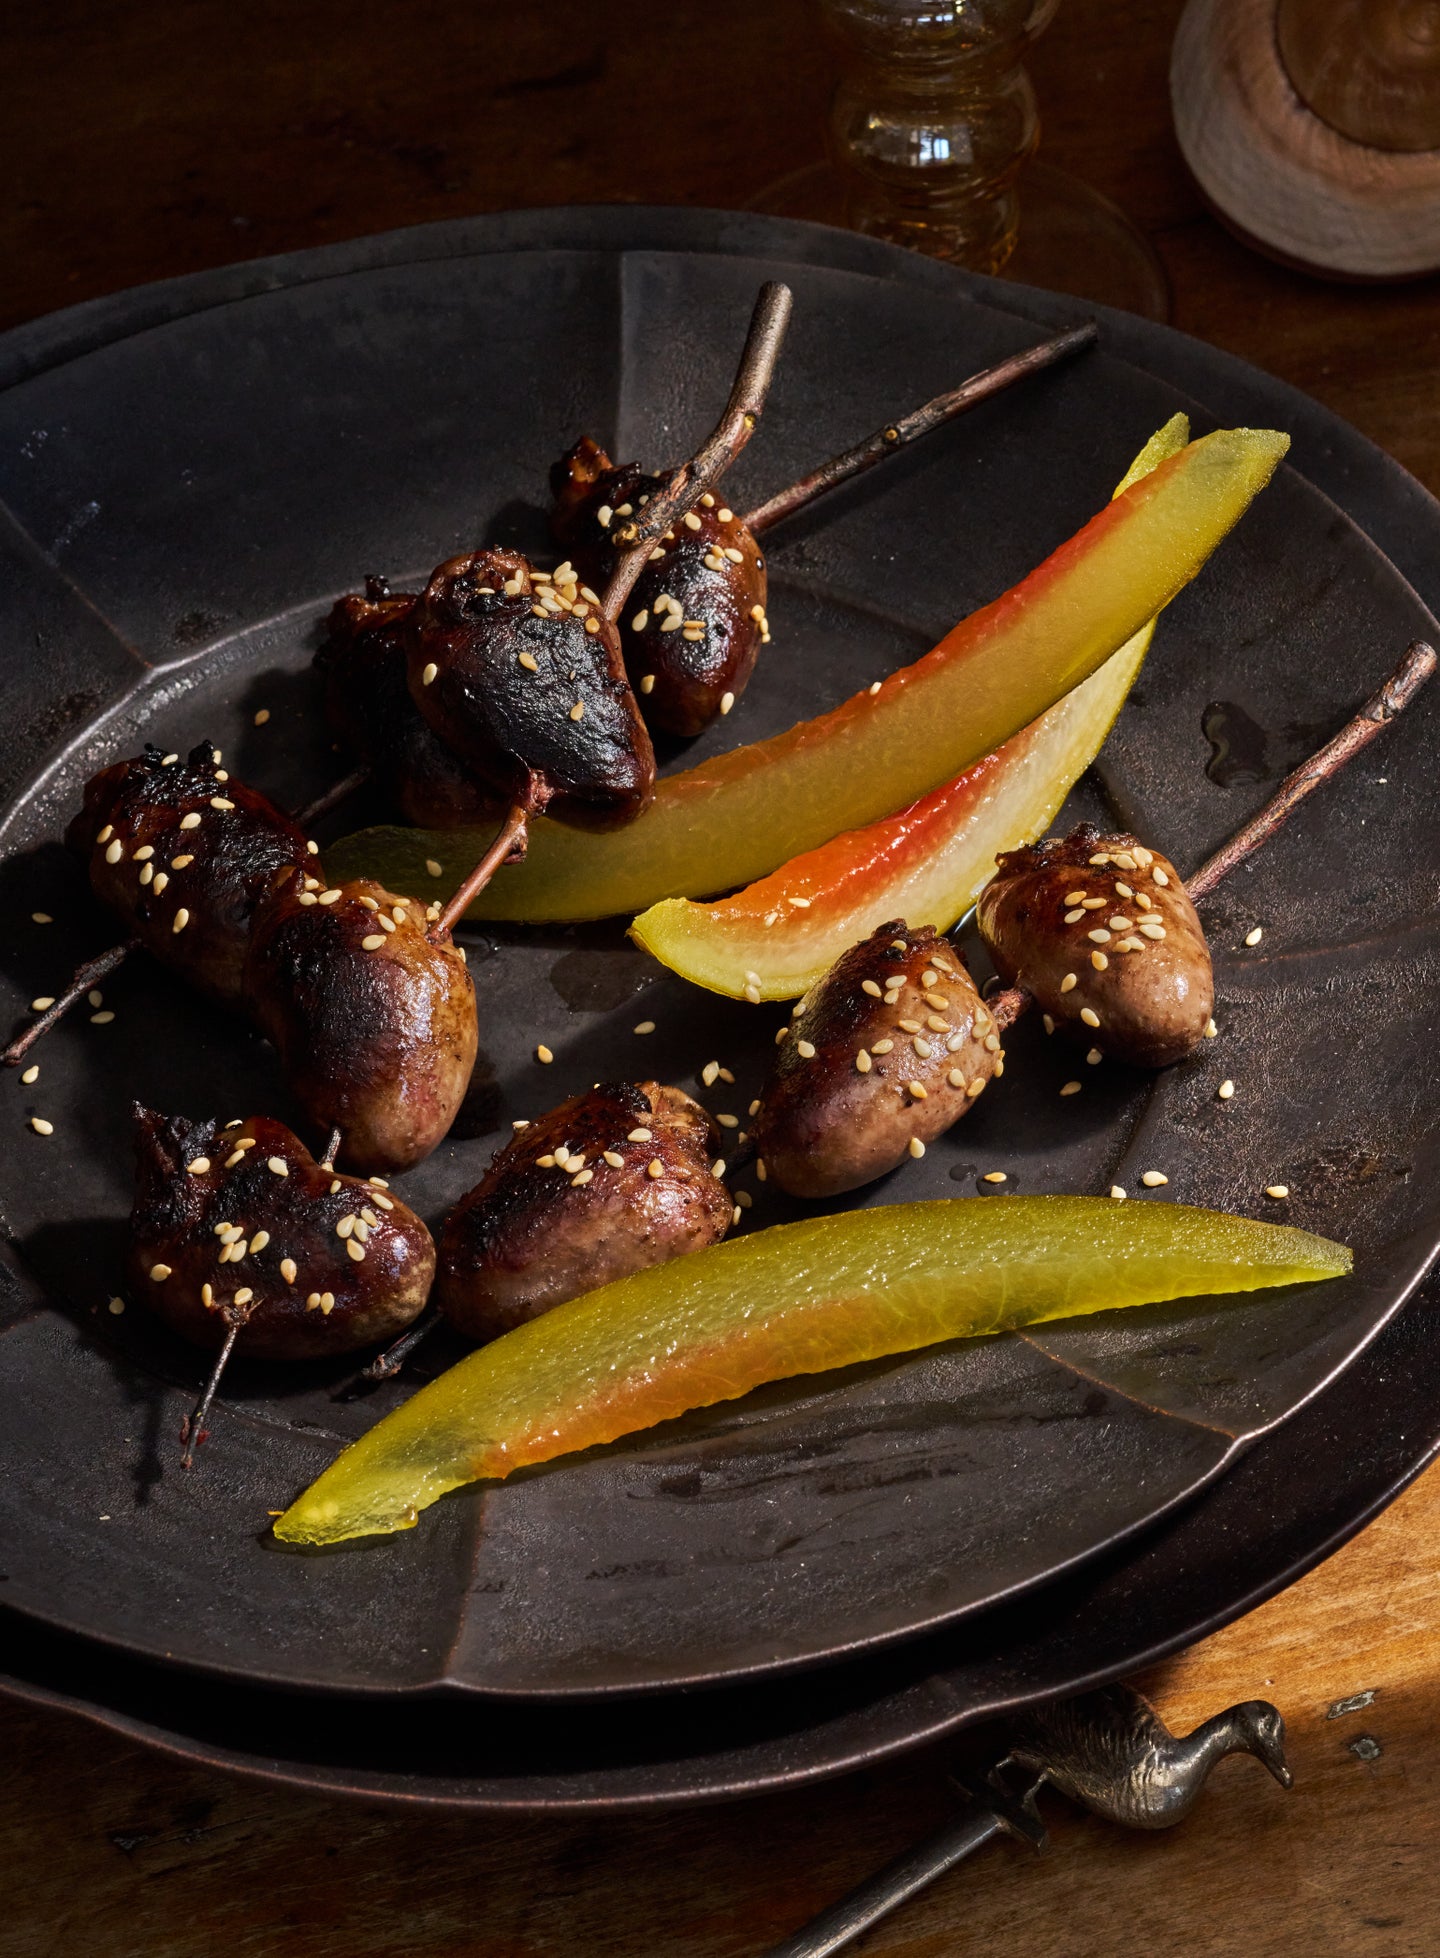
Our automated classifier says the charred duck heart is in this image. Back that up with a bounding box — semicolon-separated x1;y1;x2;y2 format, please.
66;741;310;1009
977;824;1215;1067
317;579;503;830
128;1106;435;1361
403;546;655;828
436;1080;731;1342
752;921;1002;1199
551;437;769;738
244;872;477;1174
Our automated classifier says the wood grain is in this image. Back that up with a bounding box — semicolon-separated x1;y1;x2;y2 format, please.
4;1;1440;1951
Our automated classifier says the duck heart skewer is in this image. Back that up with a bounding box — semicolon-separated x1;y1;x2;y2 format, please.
982;637;1437;1047
315;323;1093;818
314;281;794;938
550;323;1097;739
753;639;1435;1197
126;1106;435;1465
5;741;477;1174
363;1079;730;1382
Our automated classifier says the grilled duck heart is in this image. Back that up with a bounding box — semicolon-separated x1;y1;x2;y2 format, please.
551;437;768;738
752;921;1002;1198
245;871;477;1173
404;546;654;828
436;1080;731;1341
128;1106;434;1360
67;741;310;1009
977;825;1214;1068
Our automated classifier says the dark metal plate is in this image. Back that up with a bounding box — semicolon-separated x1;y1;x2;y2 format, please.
4;1254;1438;1813
1;210;1437;1700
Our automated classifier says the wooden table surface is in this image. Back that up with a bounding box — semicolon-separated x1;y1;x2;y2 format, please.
5;3;1439;1952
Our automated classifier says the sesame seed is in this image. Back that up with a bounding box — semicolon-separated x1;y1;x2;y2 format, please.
906;1137;926;1159
233;1287;254;1307
318;888;341;904
425;859;443;879
536;1154;556;1168
103;839;124;865
926;1015;949;1033
912;1037;932;1058
1080;1007;1100;1028
647;1158;664;1179
1152;867;1170;886
744;983;761;1003
907;1081;927;1099
1091;951;1109;971
1218;1079;1235;1100
280;1258;297;1283
249;1230;270;1253
855;1049;873;1073
702;1061;720;1086
1106;916;1130;932
149;1263;171;1280
639;674;656;694
306;840;319;856
797;1039;817;1059
568;701;585;722
347;1239;366;1262
724;546;744;564
983;1032;1001;1053
775;1026;788;1044
90;1009;115;1024
1087;1047;1103;1065
633;1020;655;1035
1141;1170;1168;1187
966;1078;985;1098
704;552;724;571
329;1179;341;1194
571;1168;594;1187
1135;892;1153;910
336;1215;355;1239
872;1038;894;1054
96;825;113;843
298;890;318;906
1116;937;1143;953
1060;1080;1082;1096
30;997;54;1012
897;1018;922;1033
1244;926;1263;947
187;1157;211;1175
1265;1184;1290;1199
1042;1014;1055;1035
756;1159;767;1182
860;979;883;999
1205;1018;1218;1038
361;933;385;950
1139;921;1166;939
210;797;234;811
1110;1185;1127;1200
583;617;601;635
1060;974;1077;993
1081;897;1106;910
172;908;190;933
171;854;194;868
536;1044;553;1063
30;1116;54;1135
31;911;52;924
1065;910;1084;924
683;512;702;531
378;914;396;933
712;1159;728;1180
983;1171;1007;1184
180;812;201;830
21;1065;38;1084
1087;928;1111;945
1114;852;1137;870
719;691;735;715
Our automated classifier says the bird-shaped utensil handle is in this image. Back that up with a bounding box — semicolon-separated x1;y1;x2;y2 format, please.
761;1683;1291;1957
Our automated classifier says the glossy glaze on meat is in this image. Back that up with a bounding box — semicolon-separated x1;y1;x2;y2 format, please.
977;825;1214;1067
404;546;655;827
753;921;1002;1198
244;871;477;1173
551;437;769;737
317;579;502;829
128;1107;435;1360
437;1080;731;1341
66;741;310;1008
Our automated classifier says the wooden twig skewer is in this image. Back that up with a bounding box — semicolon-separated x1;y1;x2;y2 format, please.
987;638;1436;1035
179;1315;244;1470
294;766;370;829
742;323;1098;536
3;940;136;1068
600;280;794;623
